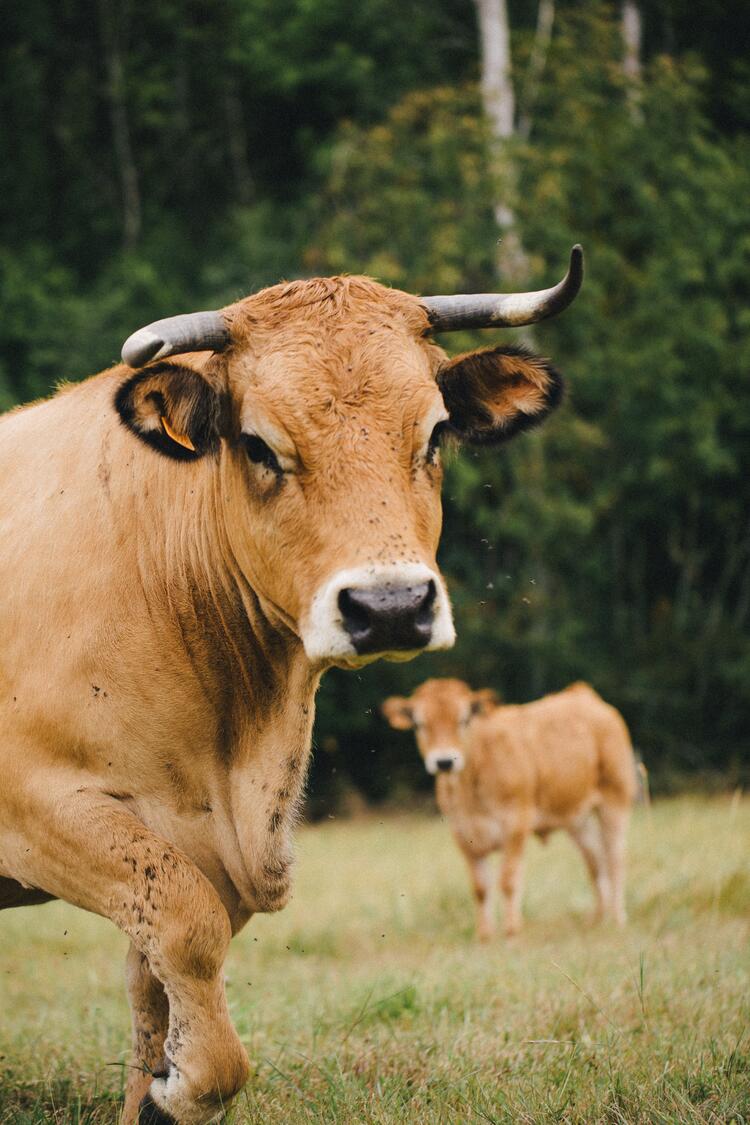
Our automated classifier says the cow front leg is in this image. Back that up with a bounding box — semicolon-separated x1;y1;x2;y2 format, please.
499;829;527;937
4;778;249;1124
123;943;170;1122
463;853;494;941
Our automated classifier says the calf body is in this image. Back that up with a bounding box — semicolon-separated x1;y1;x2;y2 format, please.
384;680;636;939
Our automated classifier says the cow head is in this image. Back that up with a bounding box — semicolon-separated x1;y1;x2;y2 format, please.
116;248;582;670
382;678;498;774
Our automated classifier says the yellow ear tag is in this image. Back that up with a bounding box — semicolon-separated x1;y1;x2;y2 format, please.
161;415;196;452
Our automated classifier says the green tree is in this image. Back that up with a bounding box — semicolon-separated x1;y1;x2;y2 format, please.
310;4;750;795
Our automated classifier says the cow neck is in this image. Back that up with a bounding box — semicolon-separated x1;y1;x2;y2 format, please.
129;455;318;753
436;753;480;812
115;454;323;924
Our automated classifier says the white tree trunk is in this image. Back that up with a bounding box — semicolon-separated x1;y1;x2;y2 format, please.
475;0;515;142
622;0;643;118
473;0;529;282
622;0;642;82
474;0;514;230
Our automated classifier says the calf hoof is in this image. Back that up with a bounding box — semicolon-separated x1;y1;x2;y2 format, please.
138;1094;177;1125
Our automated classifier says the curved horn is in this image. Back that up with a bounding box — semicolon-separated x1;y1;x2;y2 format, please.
121;310;231;368
422;245;583;332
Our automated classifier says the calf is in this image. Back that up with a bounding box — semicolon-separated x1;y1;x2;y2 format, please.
383;679;635;939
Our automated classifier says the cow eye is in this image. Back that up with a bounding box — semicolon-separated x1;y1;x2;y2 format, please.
242;433;282;474
427;420;450;462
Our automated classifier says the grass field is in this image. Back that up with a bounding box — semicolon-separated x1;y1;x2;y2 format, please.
0;795;748;1124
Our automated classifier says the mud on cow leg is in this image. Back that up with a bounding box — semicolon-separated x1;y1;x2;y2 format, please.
5;776;250;1125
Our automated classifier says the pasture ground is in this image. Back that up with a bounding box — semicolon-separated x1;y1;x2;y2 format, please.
0;795;748;1124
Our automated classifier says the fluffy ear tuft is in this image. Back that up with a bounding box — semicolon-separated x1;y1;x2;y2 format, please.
470;688;499;716
381;696;415;730
437;345;563;445
115;362;225;460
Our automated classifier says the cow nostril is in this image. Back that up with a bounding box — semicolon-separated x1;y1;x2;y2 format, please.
416;580;436;628
338;580;436;654
436;758;454;772
338;588;370;639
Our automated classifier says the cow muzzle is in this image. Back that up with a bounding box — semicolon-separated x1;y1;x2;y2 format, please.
301;563;455;666
425;749;465;775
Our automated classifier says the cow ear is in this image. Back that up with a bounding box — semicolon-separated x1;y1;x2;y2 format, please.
470;688;499;716
437;345;563;445
115;362;225;461
381;696;415;730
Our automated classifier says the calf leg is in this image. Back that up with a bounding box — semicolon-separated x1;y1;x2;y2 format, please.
123;943;170;1122
499;830;527;937
2;775;249;1124
568;816;610;922
463;853;494;941
598;802;630;926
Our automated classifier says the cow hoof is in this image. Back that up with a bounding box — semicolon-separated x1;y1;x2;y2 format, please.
138;1093;177;1125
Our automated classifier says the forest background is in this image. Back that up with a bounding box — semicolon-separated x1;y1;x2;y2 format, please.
2;0;748;809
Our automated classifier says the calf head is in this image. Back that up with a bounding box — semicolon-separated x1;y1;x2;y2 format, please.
383;678;498;774
116;249;582;670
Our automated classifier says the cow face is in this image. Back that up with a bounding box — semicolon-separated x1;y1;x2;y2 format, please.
116;277;563;670
382;678;498;773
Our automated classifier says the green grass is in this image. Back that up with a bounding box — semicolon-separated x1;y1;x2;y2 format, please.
1;795;749;1123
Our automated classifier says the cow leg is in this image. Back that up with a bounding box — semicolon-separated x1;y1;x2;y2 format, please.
567;816;610;922
463;853;494;941
123;943;170;1122
4;779;249;1124
499;830;527;937
598;802;630;926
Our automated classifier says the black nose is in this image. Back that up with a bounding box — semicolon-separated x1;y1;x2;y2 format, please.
338;581;436;654
435;757;454;772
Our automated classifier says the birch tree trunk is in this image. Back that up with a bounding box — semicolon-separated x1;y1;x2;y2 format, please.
622;0;643;118
473;0;513;229
473;0;527;281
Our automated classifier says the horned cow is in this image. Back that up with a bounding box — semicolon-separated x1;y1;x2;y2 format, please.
383;678;635;941
0;250;582;1123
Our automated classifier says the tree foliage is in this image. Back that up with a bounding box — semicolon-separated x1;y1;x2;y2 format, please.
1;1;748;803
310;6;750;794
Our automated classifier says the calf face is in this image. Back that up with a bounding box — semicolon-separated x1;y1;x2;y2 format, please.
383;677;498;773
116;278;564;670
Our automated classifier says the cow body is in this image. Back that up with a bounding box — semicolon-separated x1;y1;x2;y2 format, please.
0;370;316;928
383;679;636;940
0;274;570;1123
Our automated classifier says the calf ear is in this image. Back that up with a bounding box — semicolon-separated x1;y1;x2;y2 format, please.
470;688;499;716
115;362;225;461
381;696;415;730
437;345;563;445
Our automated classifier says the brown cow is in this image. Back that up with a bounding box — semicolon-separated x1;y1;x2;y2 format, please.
383;679;635;940
0;250;582;1123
